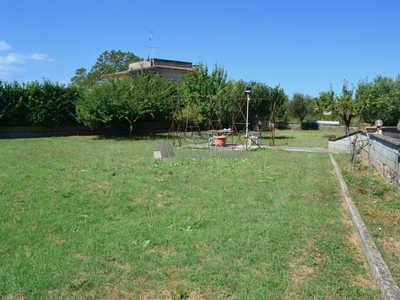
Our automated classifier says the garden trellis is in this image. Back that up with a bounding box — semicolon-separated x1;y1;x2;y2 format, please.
168;95;274;150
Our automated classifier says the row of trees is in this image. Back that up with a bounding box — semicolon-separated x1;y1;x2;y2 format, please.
0;49;287;133
287;75;400;133
71;51;288;136
2;49;399;136
75;62;288;136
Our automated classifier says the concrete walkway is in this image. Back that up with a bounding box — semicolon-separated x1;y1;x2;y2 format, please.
263;145;350;153
261;145;333;153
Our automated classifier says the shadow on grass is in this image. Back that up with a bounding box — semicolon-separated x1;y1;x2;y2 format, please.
274;136;294;140
301;123;319;130
94;133;169;141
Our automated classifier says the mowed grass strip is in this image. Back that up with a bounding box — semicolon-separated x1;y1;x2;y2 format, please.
272;129;346;148
0;136;380;299
335;154;400;288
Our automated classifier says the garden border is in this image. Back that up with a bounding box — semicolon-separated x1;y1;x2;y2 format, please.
330;154;400;300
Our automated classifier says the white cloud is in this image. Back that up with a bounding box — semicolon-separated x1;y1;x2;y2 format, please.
30;53;54;62
0;53;25;65
0;49;53;79
0;41;12;51
0;64;26;78
59;77;71;84
0;52;54;65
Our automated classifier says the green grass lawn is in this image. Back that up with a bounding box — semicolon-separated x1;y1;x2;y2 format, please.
0;136;381;299
271;129;346;148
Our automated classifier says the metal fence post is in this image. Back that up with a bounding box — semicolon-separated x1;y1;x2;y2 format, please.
368;133;372;196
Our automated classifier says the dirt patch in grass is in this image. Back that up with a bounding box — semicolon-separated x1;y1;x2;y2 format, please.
289;243;316;286
74;253;89;260
353;273;376;289
112;261;131;270
291;265;315;286
161;289;209;300
148;245;176;255
49;233;66;245
97;181;110;189
3;294;26;300
103;287;139;300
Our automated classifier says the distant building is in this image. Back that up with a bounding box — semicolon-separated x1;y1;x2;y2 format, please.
101;58;193;83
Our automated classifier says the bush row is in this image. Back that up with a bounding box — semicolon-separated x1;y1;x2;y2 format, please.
0;80;81;127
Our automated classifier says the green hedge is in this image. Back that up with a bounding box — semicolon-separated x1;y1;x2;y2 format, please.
0;80;82;127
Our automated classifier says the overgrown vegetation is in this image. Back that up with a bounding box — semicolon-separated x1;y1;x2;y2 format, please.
0;136;381;299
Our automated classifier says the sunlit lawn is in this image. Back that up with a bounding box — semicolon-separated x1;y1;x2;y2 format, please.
271;129;346;148
0;135;380;299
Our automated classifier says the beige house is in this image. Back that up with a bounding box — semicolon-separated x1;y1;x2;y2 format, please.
101;58;193;83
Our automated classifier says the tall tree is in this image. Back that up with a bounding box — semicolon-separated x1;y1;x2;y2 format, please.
335;81;364;134
287;92;314;125
227;80;287;129
75;70;174;137
359;75;400;124
315;87;335;120
71;50;142;86
176;62;228;96
176;62;228;119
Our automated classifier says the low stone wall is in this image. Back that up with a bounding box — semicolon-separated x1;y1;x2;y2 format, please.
0;126;108;139
258;121;358;131
328;131;360;153
329;130;400;187
132;121;170;133
382;126;400;139
0;122;171;139
359;132;400;187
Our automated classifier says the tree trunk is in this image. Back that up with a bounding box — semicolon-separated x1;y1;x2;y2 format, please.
345;119;351;135
125;116;140;139
129;123;133;139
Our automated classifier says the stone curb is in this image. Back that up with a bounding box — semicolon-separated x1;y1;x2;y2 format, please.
262;146;338;153
330;154;400;300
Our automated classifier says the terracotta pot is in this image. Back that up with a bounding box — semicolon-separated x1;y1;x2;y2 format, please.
366;126;377;133
213;135;227;147
363;123;373;131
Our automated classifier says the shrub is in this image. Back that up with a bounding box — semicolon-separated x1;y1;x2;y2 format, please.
0;80;81;127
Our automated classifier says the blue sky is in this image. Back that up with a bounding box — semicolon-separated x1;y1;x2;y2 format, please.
1;0;399;98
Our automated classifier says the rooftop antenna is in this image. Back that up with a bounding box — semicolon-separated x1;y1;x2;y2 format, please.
143;30;159;59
